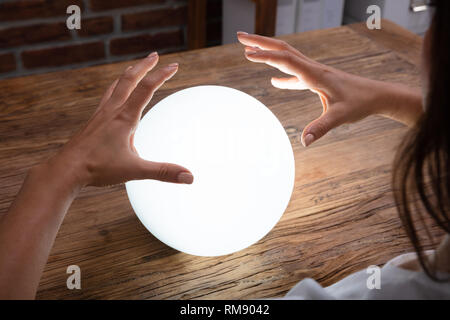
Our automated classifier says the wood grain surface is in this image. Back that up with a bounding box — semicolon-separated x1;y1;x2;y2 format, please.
0;20;445;299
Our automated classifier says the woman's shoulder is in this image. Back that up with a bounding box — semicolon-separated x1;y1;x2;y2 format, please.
283;252;450;300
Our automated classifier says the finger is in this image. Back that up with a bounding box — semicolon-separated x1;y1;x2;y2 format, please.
86;78;120;127
90;78;119;121
301;113;341;147
244;45;262;53
122;63;178;119
134;159;194;184
99;79;119;108
271;76;308;90
245;49;314;81
108;52;159;107
237;32;303;58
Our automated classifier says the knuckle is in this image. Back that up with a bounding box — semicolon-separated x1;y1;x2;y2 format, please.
122;70;136;83
278;40;289;50
314;123;326;136
284;51;296;64
157;163;170;180
314;119;331;136
141;76;156;90
115;109;134;123
315;65;332;84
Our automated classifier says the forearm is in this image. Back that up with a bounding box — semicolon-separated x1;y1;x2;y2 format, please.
368;80;423;127
0;159;81;299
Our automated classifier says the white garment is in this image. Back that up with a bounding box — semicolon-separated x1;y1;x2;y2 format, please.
283;252;450;299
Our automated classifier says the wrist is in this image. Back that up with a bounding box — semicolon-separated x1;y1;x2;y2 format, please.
370;81;423;126
30;154;86;199
353;78;396;117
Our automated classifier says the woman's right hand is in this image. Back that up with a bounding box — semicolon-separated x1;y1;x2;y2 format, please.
237;32;423;147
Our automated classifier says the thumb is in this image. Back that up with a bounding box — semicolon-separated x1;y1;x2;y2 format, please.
136;159;194;184
301;112;340;147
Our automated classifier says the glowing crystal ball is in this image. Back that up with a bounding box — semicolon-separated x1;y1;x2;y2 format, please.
125;85;295;256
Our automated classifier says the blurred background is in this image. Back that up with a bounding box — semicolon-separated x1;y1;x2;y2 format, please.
0;0;432;79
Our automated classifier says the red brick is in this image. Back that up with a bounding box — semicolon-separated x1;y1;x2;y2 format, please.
0;0;84;22
0;53;15;73
110;30;184;56
0;22;70;49
77;16;114;37
122;6;187;31
89;0;163;12
22;42;105;69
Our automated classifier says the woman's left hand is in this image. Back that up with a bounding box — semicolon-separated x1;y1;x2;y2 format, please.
44;52;194;189
237;32;423;146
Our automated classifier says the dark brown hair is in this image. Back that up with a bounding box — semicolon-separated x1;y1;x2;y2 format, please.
393;0;450;280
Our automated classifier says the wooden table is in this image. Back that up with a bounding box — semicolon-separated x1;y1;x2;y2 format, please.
0;20;443;299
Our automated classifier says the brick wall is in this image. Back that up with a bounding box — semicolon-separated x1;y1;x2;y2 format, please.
0;0;222;79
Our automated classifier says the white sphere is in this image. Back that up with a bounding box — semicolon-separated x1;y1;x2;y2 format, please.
125;86;295;256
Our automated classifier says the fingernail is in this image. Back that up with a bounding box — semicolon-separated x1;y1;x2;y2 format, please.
237;31;248;35
125;66;132;71
177;172;193;184
148;51;158;58
302;133;315;147
167;63;178;69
